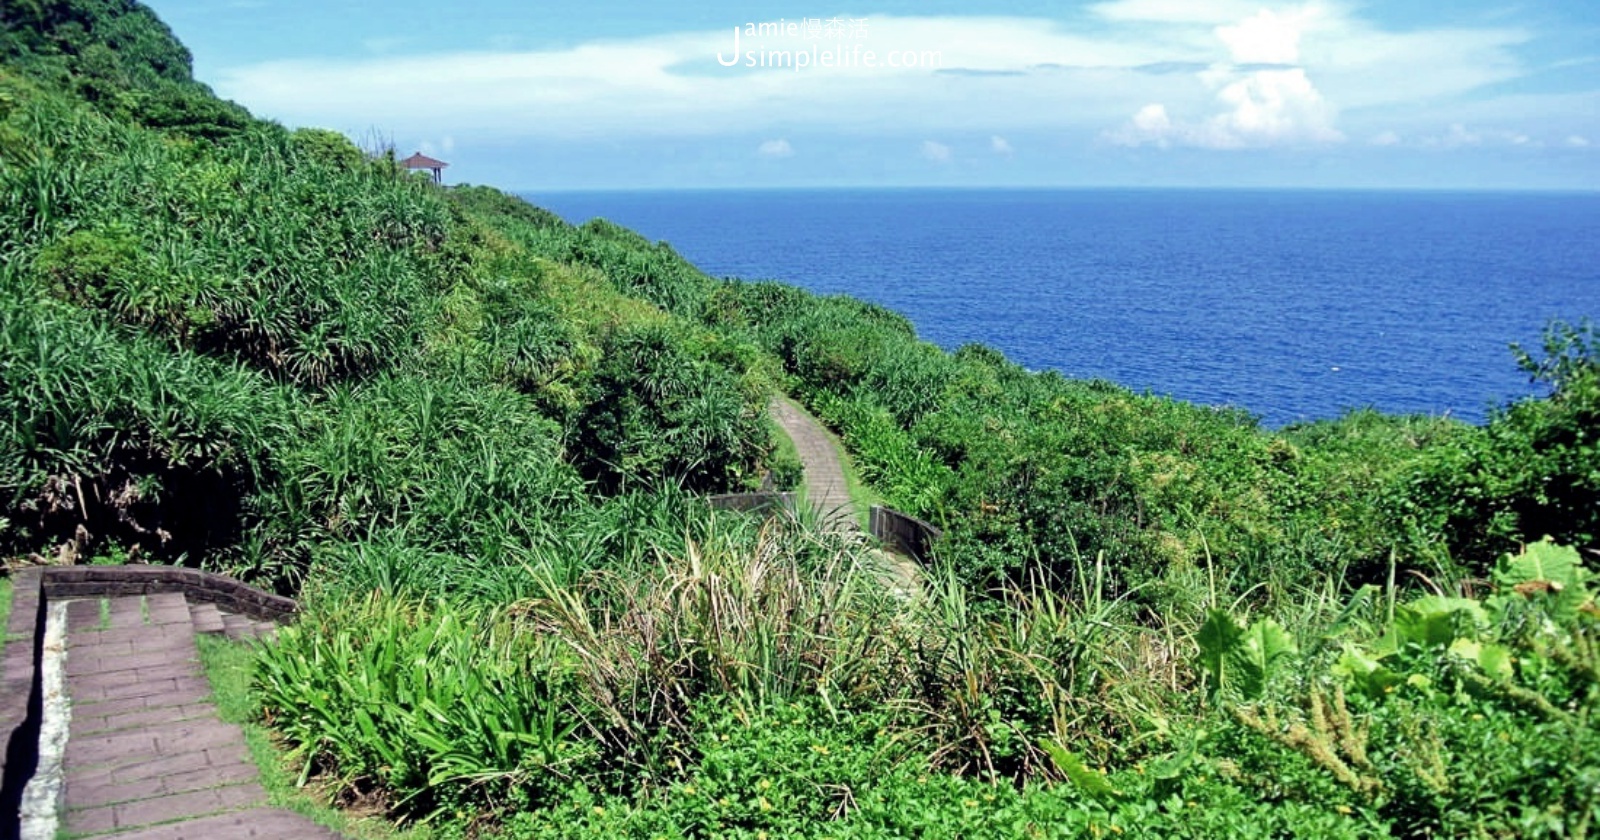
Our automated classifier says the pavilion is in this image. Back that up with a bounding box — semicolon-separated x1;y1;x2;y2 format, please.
400;152;449;184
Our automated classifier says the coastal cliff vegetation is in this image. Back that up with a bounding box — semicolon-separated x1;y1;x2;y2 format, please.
2;3;1597;837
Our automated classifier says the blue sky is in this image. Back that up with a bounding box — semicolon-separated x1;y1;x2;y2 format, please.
143;0;1599;190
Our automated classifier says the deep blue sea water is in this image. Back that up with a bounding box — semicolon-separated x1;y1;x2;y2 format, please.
526;189;1598;427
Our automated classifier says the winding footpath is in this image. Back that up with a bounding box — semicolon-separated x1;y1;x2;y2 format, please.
770;398;859;533
769;398;923;598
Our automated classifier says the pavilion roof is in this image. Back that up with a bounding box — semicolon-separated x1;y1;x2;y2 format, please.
400;152;449;169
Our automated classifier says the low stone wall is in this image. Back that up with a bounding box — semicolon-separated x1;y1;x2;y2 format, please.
708;492;798;519
869;506;942;563
36;565;297;622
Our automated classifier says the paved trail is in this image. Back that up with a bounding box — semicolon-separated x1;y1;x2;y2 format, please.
770;398;859;533
769;398;926;598
52;592;338;839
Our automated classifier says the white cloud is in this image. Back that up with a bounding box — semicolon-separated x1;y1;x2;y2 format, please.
220;17;1174;139
1409;124;1552;149
922;140;953;162
1213;68;1341;145
1216;10;1306;64
1431;123;1481;148
1311;27;1527;112
416;135;457;158
212;7;1556;154
757;138;794;158
1568;135;1592;148
1109;70;1341;148
1090;0;1263;25
1370;130;1400;146
1107;6;1341;150
990;135;1014;155
1110;103;1176;147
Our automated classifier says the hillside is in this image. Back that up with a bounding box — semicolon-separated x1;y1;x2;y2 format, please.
2;3;1598;838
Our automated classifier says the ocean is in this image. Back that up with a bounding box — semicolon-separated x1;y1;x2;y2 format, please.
526;189;1599;427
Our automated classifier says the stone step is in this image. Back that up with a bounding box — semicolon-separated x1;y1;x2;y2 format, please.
110;806;347;839
191;597;284;642
188;601;226;635
51;587;336;838
146;592;194;627
220;611;257;641
56;591;290;642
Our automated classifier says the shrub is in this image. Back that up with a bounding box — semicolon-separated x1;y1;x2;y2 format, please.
1197;540;1600;837
569;324;770;494
1400;319;1600;572
0;284;289;562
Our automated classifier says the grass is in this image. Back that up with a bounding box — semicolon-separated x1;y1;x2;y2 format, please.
0;575;12;657
195;634;440;840
776;394;882;529
769;411;801;481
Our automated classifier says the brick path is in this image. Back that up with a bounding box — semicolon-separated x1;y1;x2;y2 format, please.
771;398;859;533
55;592;340;839
770;398;927;598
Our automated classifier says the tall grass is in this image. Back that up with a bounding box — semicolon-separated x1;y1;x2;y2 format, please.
255;520;1183;826
2;86;446;386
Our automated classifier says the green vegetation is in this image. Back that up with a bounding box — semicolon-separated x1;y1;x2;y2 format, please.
250;537;1600;837
198;634;438;839
2;3;1598;838
703;282;1596;598
765;410;804;491
0;56;781;591
0;575;13;655
1;0;249;138
253;531;1393;838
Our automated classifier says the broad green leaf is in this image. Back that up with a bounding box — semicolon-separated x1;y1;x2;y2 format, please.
1447;637;1481;662
1041;740;1119;799
1494;538;1592;622
1497;537;1583;589
1449;638;1515;682
1147;741;1198;781
1334;643;1404;697
1476;643;1515;682
1196;609;1244;692
1197;611;1297;701
1394;596;1486;649
1228;618;1298;701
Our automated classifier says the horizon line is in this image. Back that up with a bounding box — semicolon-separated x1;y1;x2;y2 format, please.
508;184;1600;196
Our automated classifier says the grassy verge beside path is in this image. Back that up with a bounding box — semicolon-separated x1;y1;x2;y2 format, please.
197;635;437;840
0;575;12;658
